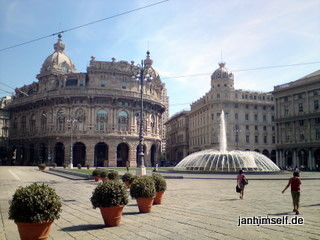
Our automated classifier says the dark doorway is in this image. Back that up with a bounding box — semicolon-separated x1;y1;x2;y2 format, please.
117;143;129;167
39;143;46;164
29;144;35;165
54;142;64;166
285;150;293;167
73;142;86;167
151;144;157;167
315;149;320;170
95;142;108;167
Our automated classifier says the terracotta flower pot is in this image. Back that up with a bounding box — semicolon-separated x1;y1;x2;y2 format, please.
102;177;108;182
38;167;46;171
136;198;154;213
94;176;100;182
153;191;165;205
16;221;53;240
99;205;125;227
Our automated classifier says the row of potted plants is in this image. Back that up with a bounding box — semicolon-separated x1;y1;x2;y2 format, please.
37;163;92;170
8;172;167;239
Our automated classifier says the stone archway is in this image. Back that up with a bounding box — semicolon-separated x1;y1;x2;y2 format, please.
262;149;270;158
285;150;293;168
95;142;108;167
73;142;86;167
298;149;308;170
151;144;157;167
315;149;320;170
54;142;64;166
117;143;129;167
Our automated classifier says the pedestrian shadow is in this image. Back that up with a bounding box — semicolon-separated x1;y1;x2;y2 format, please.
268;212;291;216
220;198;239;201
302;203;320;207
60;224;105;232
122;212;141;216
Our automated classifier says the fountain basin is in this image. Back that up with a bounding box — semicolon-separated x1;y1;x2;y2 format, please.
174;150;280;172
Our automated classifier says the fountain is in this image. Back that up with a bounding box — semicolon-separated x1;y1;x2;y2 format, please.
174;111;280;172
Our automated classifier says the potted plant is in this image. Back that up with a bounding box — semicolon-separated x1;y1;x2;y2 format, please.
90;180;128;227
38;163;46;171
63;164;67;169
77;164;82;169
52;163;57;168
121;172;135;188
130;176;156;213
92;169;102;182
107;170;120;181
100;170;109;182
152;173;167;204
86;164;90;169
8;183;62;240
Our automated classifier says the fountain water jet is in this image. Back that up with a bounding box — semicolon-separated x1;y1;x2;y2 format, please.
174;111;280;172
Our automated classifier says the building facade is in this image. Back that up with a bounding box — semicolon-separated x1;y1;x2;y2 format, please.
5;36;168;167
273;70;320;170
165;110;189;165
0;96;11;164
167;63;276;164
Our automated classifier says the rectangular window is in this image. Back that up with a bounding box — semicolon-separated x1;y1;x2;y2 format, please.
314;100;319;110
101;80;105;87
254;114;258;121
316;128;320;140
255;136;258;143
272;136;275;144
245;114;249;121
122;81;126;89
79;79;85;86
299;120;304;126
263;115;267;121
246;135;250;143
264;136;267;144
235;113;238;120
255;126;258;130
298;103;303;112
246;125;249;130
284;106;289;116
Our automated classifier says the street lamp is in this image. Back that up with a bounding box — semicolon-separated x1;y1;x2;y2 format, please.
233;125;241;150
67;118;77;169
131;51;154;176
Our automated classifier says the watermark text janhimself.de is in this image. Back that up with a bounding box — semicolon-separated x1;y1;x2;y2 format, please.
237;216;304;227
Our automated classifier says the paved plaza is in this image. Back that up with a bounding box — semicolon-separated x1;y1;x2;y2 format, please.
0;167;319;240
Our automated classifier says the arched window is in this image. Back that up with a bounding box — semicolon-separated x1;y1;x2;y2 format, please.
41;112;47;133
21;116;26;134
30;115;36;135
96;109;108;131
75;108;85;131
150;115;155;134
118;110;128;131
56;109;65;132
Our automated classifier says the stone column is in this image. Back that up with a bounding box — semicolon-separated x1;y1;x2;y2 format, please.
128;146;137;168
308;149;313;170
86;141;95;167
108;142;117;167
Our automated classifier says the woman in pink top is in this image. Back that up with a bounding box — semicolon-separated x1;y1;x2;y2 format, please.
237;169;246;199
282;171;301;215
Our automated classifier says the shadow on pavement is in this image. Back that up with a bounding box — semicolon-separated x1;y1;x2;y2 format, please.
220;198;239;201
60;224;105;231
268;212;292;216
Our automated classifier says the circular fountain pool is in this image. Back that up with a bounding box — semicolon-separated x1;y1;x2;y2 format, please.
174;149;280;172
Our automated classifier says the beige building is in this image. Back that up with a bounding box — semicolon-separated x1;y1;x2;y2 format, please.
5;36;168;167
273;70;320;170
168;63;277;164
165;110;189;165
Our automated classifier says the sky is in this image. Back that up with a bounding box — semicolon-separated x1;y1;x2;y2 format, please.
0;0;319;116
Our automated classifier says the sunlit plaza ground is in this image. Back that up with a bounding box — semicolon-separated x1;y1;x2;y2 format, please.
0;166;319;240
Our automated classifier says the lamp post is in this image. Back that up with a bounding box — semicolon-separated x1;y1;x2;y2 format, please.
131;52;153;176
234;125;241;150
67;118;77;169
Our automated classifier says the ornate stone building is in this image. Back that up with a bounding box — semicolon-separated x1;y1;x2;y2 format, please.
6;36;168;167
165;110;189;165
273;70;320;170
0;96;11;163
167;62;276;163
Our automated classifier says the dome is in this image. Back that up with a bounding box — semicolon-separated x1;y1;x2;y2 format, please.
143;51;160;80
211;62;233;80
40;36;76;75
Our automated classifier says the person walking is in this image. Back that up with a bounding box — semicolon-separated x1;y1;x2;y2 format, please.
237;169;247;199
282;171;301;215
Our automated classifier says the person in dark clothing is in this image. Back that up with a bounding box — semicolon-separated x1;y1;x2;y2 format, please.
282;171;301;215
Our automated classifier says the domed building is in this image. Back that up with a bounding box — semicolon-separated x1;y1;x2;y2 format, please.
167;62;277;163
6;36;168;167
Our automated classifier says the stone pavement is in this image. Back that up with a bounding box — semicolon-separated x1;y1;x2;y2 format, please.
0;166;319;240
